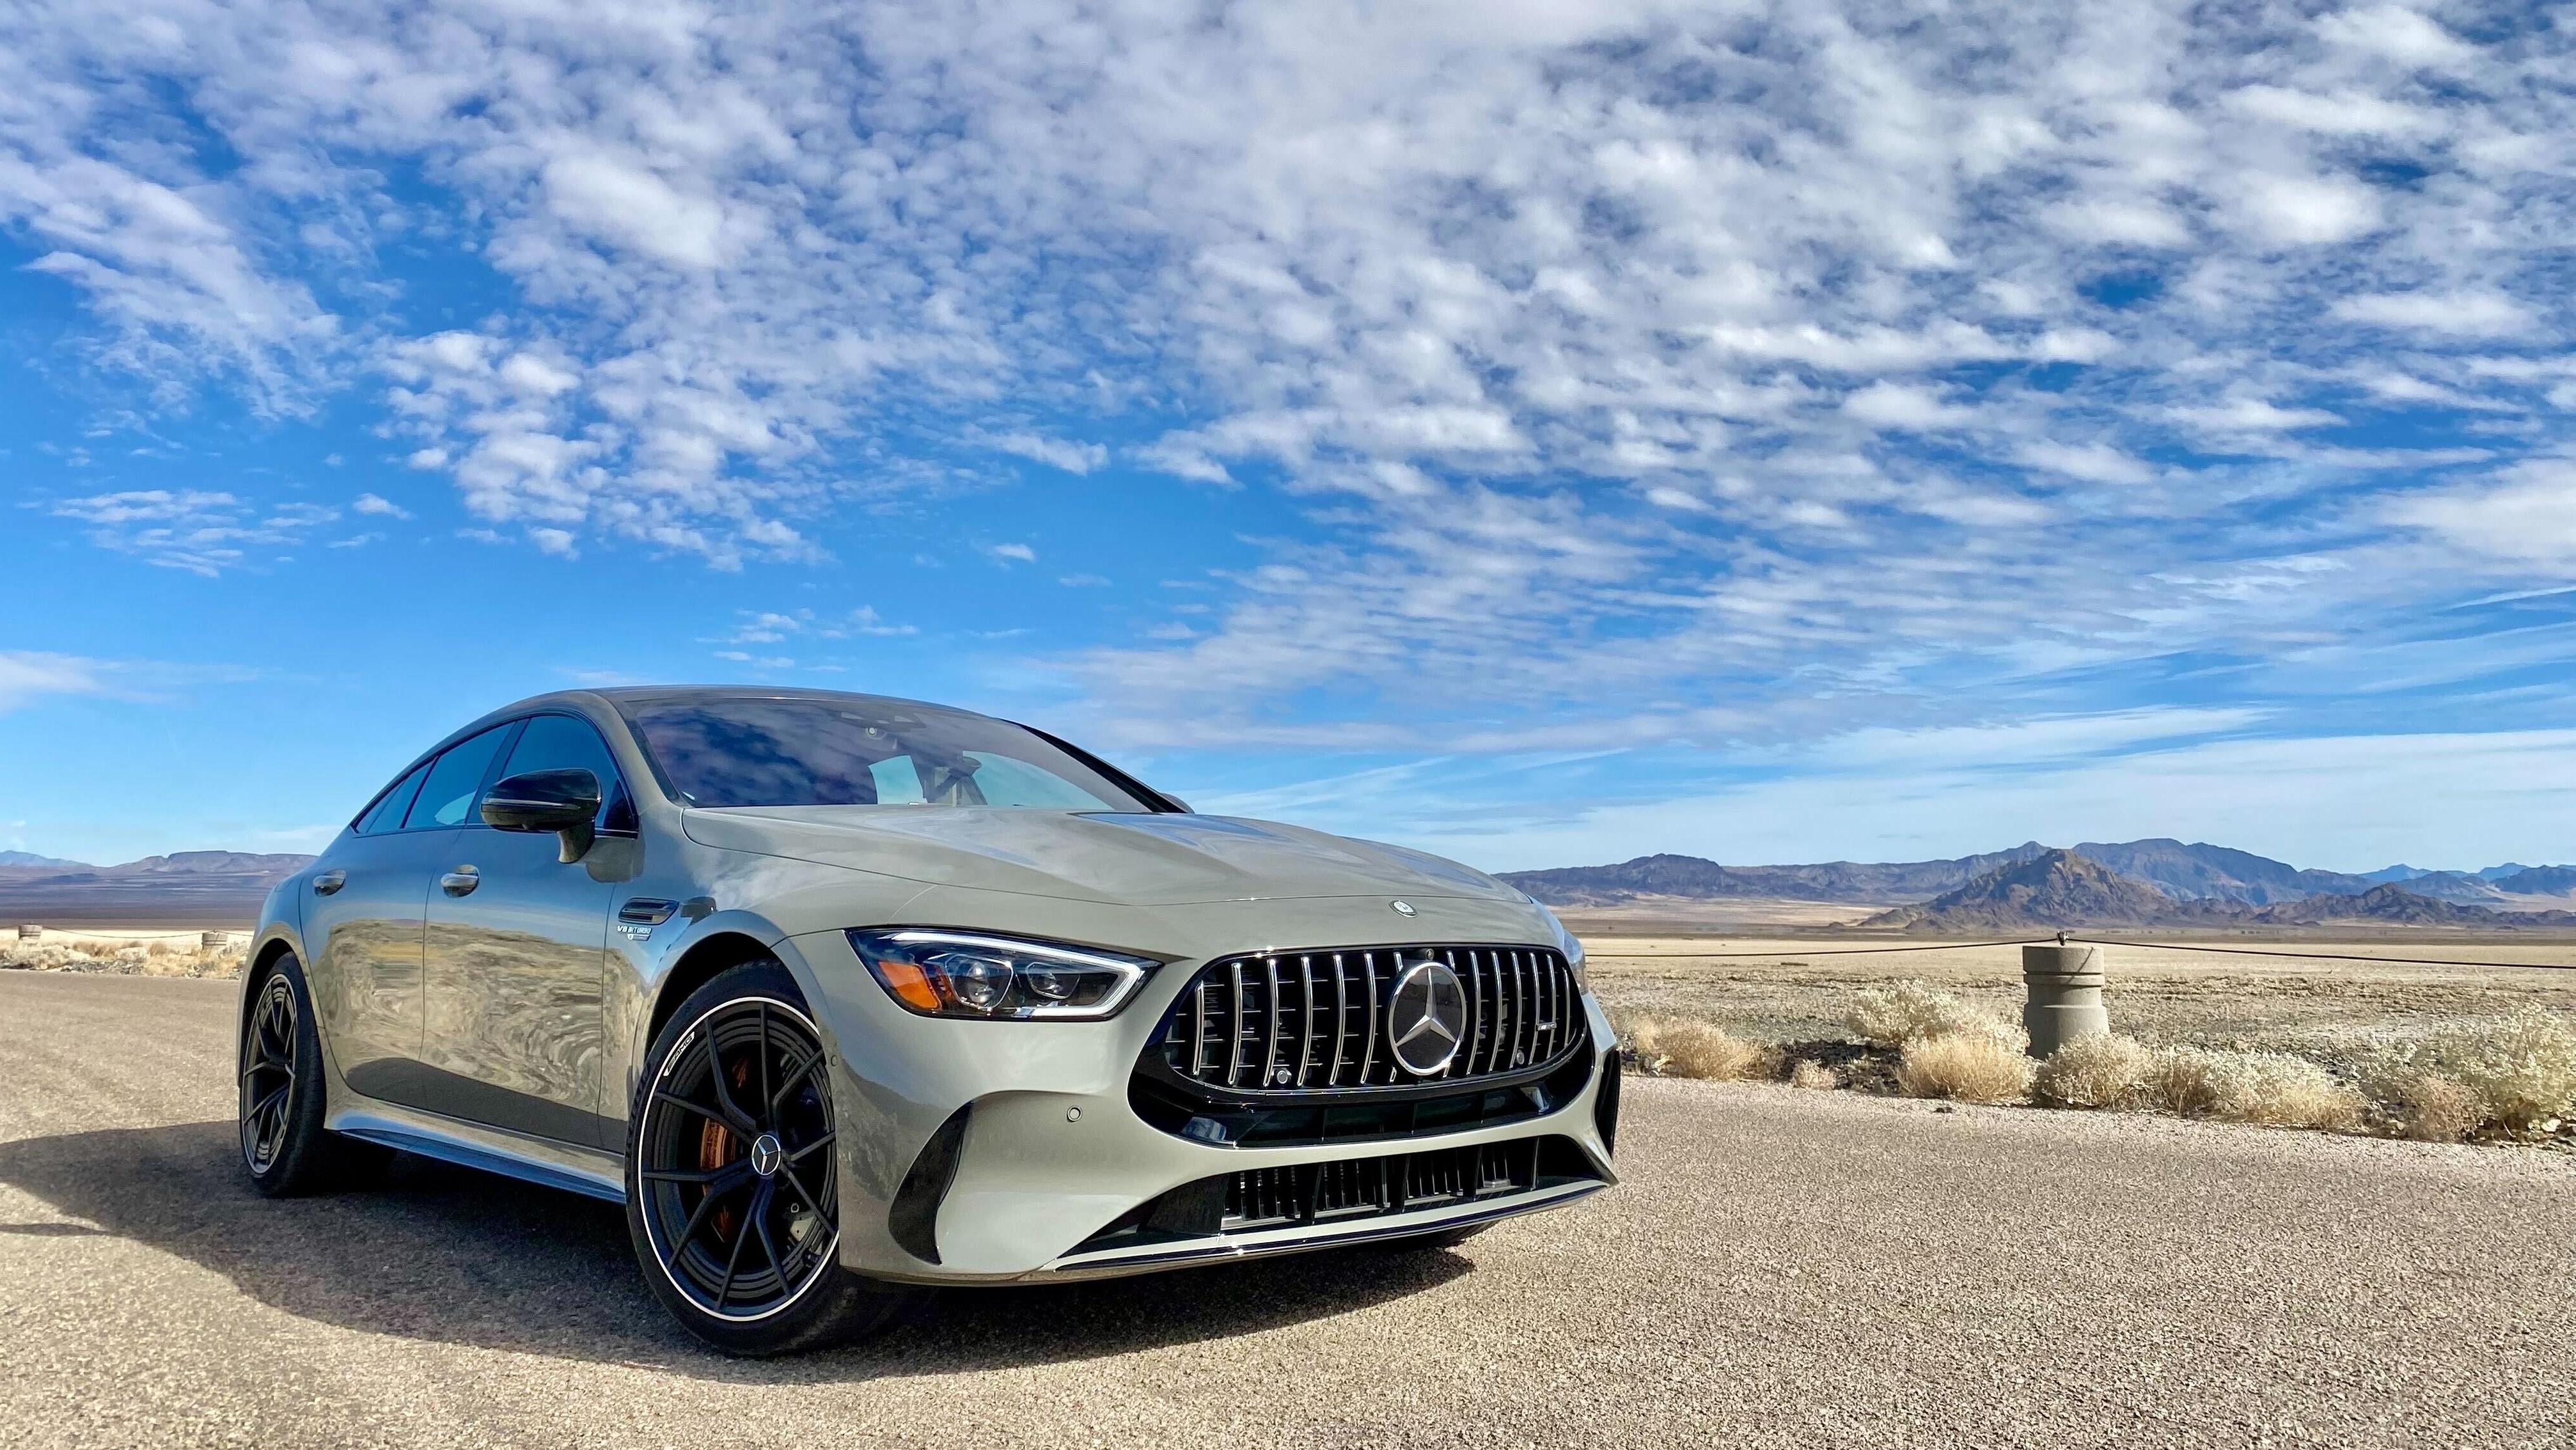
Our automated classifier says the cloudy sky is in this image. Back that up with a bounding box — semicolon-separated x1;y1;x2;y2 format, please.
5;0;2573;872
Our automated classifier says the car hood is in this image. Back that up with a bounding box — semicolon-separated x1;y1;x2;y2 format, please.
681;807;1523;909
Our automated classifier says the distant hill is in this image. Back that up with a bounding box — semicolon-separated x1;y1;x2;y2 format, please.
1865;855;2576;933
2242;882;2540;927
2068;838;2373;904
0;851;316;927
1508;838;2576;919
2494;865;2576;896
1864;850;2228;933
1500;843;2055;905
0;850;86;869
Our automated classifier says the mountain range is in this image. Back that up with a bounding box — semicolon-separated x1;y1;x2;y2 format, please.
0;851;318;927
1502;838;2576;930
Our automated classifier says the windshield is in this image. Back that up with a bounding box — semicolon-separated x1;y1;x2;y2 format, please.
619;696;1154;812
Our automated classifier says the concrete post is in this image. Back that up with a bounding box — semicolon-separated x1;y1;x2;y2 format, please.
15;924;38;941
2022;942;2107;1058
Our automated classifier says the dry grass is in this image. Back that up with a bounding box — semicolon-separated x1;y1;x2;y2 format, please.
1893;1033;2034;1103
1619;1013;1780;1081
1787;1058;1841;1091
0;938;246;978
1848;981;2026;1051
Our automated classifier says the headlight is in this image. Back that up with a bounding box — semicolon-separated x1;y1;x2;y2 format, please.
847;928;1160;1020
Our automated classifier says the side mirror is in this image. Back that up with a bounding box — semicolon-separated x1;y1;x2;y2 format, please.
482;768;603;862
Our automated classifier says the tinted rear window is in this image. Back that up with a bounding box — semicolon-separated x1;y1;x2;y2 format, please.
620;697;1150;812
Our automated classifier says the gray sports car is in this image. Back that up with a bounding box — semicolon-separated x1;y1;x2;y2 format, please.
240;687;1619;1354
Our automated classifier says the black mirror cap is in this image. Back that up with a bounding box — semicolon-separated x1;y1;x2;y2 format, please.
483;768;603;863
482;768;602;829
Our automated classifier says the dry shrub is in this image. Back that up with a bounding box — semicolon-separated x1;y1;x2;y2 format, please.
1847;981;2025;1051
0;938;246;978
2137;1045;2361;1130
2389;1075;2483;1143
1894;1033;2033;1103
2034;1033;2153;1109
1787;1059;1841;1091
2364;1008;2576;1140
1621;1015;1779;1082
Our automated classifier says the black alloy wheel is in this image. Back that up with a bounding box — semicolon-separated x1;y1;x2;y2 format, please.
238;951;389;1197
240;972;300;1173
627;960;919;1355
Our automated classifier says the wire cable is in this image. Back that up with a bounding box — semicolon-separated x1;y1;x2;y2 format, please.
1584;933;2576;971
2069;936;2576;972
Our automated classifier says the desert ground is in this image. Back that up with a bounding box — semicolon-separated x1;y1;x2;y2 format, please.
1569;923;2576;1054
3;971;2571;1449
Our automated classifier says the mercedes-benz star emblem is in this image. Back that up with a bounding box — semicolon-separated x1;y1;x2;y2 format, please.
748;1132;785;1178
1385;959;1467;1076
1390;899;1416;916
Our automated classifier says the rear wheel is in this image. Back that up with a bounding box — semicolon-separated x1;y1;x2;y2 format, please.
239;952;389;1196
625;960;921;1356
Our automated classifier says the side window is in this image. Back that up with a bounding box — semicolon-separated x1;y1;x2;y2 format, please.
501;715;627;826
355;761;432;836
403;725;514;830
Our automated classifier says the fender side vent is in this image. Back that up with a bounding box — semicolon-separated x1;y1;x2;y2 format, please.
888;1105;971;1264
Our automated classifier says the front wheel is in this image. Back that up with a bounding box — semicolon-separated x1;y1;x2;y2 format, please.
239;952;389;1196
625;960;921;1356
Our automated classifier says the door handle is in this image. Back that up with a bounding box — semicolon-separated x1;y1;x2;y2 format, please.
439;866;482;897
311;869;346;896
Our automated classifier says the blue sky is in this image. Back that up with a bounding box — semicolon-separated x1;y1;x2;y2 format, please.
6;1;2575;874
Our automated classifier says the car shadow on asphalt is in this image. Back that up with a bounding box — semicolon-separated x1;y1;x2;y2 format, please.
0;1120;1472;1378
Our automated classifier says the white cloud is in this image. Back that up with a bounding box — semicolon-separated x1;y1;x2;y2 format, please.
987;432;1110;475
2015;442;2155;486
986;542;1037;565
2332;291;2531;337
2389;463;2576;569
351;492;410;518
0;651;109;712
6;0;2575;778
45;490;337;574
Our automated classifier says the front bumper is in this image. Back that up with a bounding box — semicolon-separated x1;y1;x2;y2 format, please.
780;913;1621;1285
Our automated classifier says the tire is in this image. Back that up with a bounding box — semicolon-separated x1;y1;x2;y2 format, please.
239;952;391;1196
625;959;922;1356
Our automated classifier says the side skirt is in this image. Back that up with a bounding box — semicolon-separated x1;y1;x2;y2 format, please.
332;1106;628;1204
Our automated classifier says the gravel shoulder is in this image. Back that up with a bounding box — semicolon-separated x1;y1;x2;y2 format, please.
3;972;2571;1449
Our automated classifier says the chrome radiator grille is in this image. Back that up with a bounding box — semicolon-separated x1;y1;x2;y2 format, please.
1154;944;1580;1091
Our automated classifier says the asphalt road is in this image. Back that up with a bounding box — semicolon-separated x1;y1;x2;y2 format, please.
4;973;2570;1449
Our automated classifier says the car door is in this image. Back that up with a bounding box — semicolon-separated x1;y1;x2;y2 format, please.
306;756;453;1103
420;713;624;1148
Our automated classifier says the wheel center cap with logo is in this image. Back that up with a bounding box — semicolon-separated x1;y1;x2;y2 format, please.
748;1132;785;1178
1385;958;1467;1076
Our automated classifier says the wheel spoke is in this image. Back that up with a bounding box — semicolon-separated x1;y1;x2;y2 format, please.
248;1082;290;1125
785;1130;835;1163
776;1161;824;1219
768;1051;822;1117
756;1004;773;1124
650;1089;737;1131
704;1045;757;1134
750;1183;785;1281
671;1173;749;1256
713;1192;756;1308
643;1160;755;1189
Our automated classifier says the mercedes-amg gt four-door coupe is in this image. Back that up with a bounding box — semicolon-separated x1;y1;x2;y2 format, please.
239;687;1620;1353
